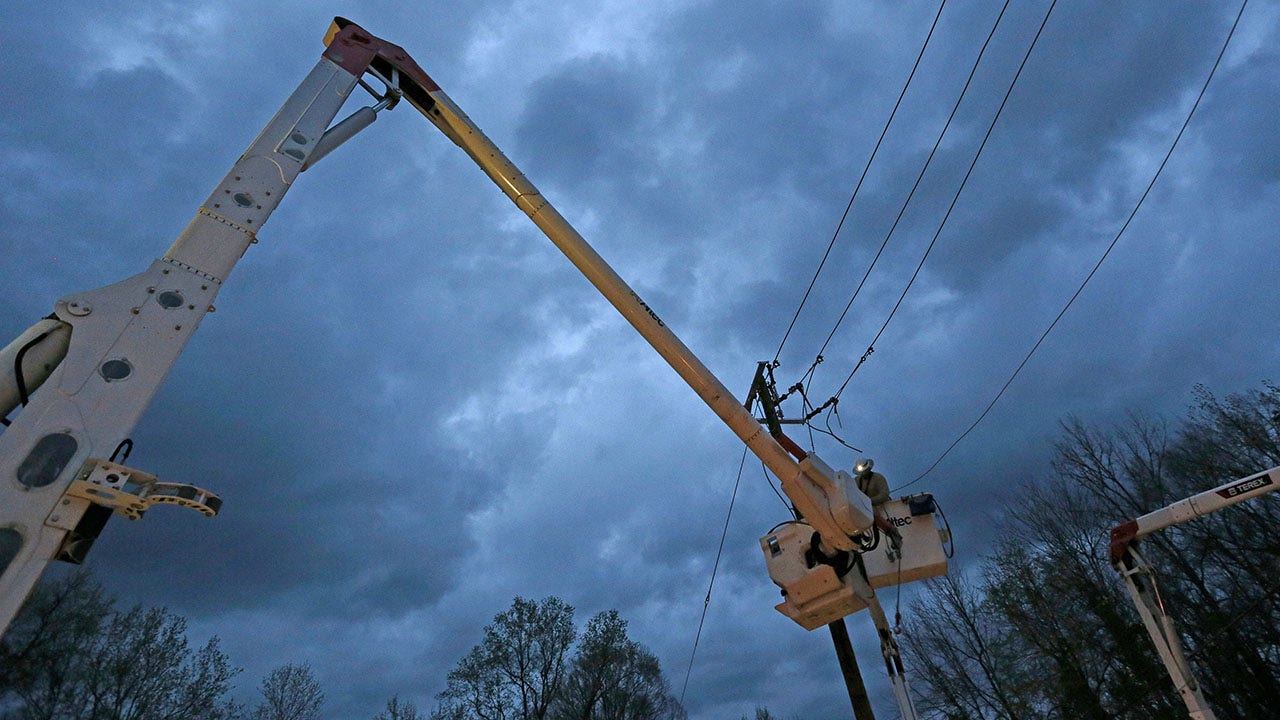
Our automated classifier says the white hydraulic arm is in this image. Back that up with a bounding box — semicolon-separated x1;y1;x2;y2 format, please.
0;23;418;635
1109;465;1279;720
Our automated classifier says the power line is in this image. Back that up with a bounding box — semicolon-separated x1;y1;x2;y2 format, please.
680;446;748;703
829;0;1058;404
896;0;1249;492
772;0;949;365
800;0;1012;394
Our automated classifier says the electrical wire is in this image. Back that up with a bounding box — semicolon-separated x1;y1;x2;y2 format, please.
895;0;1248;493
801;0;1011;392
680;446;749;703
773;1;1014;453
763;459;793;515
808;419;863;454
830;0;1058;404
773;0;949;365
682;397;793;697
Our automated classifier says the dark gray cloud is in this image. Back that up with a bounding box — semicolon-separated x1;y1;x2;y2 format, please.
3;2;1279;719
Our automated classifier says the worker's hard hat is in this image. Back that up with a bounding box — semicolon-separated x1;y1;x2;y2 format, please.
854;458;874;473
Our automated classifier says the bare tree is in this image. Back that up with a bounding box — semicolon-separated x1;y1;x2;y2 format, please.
433;599;683;720
252;663;324;720
0;572;239;720
902;571;1038;720
375;695;423;720
0;571;110;720
552;611;683;720
436;596;575;720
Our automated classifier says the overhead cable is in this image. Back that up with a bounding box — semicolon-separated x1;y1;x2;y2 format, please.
896;0;1249;492
680;446;749;703
772;0;949;365
799;0;1011;394
830;0;1058;404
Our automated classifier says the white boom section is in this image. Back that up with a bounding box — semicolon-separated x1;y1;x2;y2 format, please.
1109;465;1279;720
0;52;369;635
1119;466;1277;543
400;48;873;555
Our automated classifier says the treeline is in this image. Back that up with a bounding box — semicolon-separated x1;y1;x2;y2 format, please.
0;576;682;720
0;571;403;720
902;383;1280;718
1;572;242;720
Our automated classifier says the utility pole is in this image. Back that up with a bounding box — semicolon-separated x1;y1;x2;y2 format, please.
830;618;877;719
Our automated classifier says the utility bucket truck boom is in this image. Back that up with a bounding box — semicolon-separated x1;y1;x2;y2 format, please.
1110;465;1280;720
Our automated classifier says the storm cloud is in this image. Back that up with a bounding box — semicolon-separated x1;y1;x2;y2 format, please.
2;2;1277;718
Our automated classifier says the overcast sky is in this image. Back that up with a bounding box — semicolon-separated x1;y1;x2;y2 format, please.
2;1;1278;718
